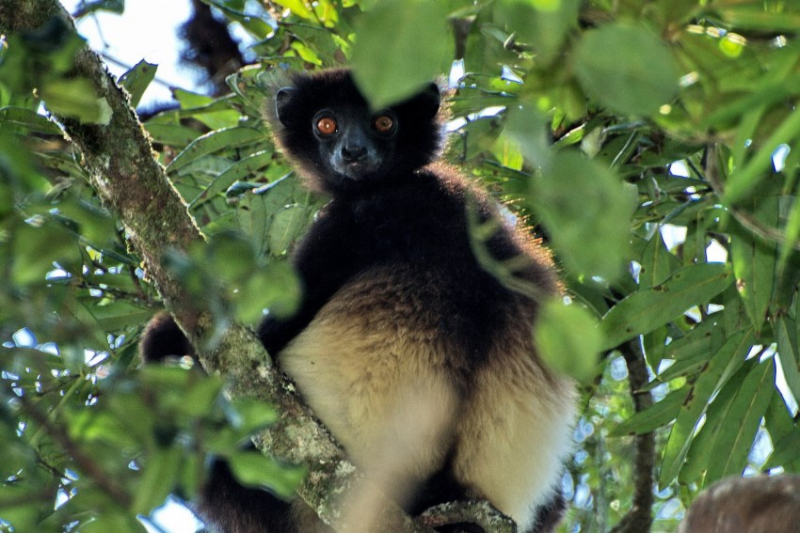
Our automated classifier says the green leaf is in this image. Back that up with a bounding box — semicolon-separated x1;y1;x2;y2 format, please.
167;127;267;174
237;263;301;323
82;513;146;533
780;194;800;271
729;194;777;333
574;23;680;116
89;301;153;331
704;358;774;486
655;318;726;383
181;377;225;418
205;1;276;39
206;232;259;285
144;123;201;147
504;104;552;169
351;0;451;108
724;107;800;205
11;221;80;285
190;151;274;209
679;360;746;485
658;328;755;488
534;299;601;382
610;386;687;437
717;8;800;32
0;106;62;135
174;89;215;109
776;315;800;403
118;60;157;108
493;0;580;64
268;205;313;256
272;0;314;19
228;398;279;434
171;90;241;129
40;78;112;124
73;0;124;17
600;263;734;350
531;151;633;281
226;450;307;499
766;392;800;469
0;487;39;532
133;447;183;515
57;198;117;246
639;232;679;290
237;191;270;257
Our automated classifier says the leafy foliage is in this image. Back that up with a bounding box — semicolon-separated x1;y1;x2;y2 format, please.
2;0;800;532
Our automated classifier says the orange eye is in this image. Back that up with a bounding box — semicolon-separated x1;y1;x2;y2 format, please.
316;117;337;135
374;115;394;133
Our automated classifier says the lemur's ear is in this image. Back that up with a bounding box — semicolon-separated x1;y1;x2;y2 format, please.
275;87;298;128
407;82;440;120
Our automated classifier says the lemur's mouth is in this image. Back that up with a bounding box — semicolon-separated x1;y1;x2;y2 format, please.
335;160;379;180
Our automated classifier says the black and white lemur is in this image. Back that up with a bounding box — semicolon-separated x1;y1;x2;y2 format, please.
140;68;576;533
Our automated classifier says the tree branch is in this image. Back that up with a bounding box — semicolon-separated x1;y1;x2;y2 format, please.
609;339;655;533
0;2;432;531
420;501;517;533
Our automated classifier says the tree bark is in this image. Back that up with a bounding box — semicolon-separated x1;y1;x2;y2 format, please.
609;340;655;533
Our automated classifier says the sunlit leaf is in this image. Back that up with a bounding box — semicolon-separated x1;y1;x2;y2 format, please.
534;298;601;382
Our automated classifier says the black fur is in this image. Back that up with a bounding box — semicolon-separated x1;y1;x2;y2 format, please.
140;68;571;533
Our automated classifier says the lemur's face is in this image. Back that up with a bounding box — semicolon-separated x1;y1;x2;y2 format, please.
310;104;398;182
272;70;443;194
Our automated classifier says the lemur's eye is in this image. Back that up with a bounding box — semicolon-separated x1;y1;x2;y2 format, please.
316;117;337;136
373;115;394;133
